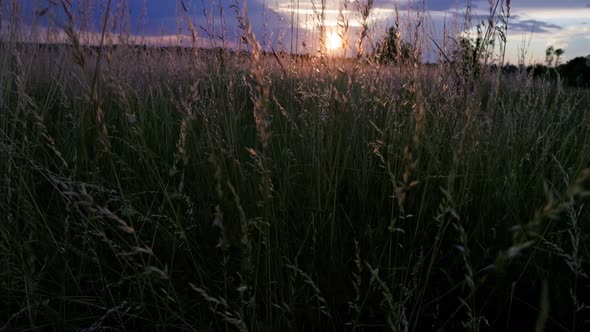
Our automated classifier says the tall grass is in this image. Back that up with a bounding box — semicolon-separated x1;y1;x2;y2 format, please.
1;0;589;331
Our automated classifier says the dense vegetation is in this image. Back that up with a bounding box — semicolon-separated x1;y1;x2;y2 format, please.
1;1;590;331
526;55;590;88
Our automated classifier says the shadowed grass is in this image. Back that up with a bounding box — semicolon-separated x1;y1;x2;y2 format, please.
1;1;590;331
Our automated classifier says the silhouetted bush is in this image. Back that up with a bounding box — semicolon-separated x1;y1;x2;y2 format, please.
560;56;590;87
525;56;590;88
374;27;412;63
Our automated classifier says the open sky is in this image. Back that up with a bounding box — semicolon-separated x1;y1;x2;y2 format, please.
10;0;590;64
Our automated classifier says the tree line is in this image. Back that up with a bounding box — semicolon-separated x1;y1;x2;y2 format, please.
374;27;590;88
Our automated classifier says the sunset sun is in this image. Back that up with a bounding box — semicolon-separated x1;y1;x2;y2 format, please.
326;31;343;52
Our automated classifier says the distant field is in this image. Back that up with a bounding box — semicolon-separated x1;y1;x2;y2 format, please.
1;1;590;331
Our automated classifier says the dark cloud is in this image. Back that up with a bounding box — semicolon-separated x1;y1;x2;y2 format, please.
371;0;471;11
509;19;562;33
424;0;470;11
434;10;562;34
106;2;271;38
371;0;479;11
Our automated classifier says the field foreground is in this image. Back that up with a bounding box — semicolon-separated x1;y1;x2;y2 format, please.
1;40;590;331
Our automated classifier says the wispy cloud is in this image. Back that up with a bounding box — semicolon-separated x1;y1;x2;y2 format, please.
267;0;397;28
510;19;562;33
516;8;590;20
547;24;590;49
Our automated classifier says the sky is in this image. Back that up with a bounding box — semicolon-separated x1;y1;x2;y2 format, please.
6;0;590;64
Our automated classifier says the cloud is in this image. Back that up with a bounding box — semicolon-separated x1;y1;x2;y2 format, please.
547;24;590;49
424;0;474;12
507;0;590;9
510;19;562;33
267;0;396;25
7;0;590;62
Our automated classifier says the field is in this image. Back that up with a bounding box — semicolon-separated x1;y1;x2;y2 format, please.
1;1;590;331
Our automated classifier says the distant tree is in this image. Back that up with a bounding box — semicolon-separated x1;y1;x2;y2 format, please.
502;64;518;75
375;27;411;64
527;64;549;78
545;46;555;66
559;55;590;87
554;48;565;66
455;36;477;62
451;34;484;78
545;46;564;67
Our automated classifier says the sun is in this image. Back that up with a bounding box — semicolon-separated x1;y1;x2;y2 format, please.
326;31;343;52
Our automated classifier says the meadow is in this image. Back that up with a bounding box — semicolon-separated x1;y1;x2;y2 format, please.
1;1;590;331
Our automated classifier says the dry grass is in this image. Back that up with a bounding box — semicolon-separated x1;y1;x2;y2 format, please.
1;1;590;331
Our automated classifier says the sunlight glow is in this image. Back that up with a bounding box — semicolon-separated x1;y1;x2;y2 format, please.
326;31;343;51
